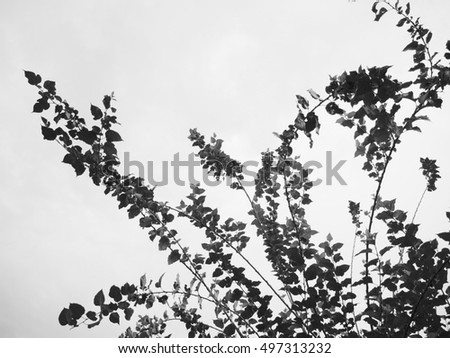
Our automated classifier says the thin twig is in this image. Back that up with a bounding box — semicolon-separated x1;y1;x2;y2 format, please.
349;228;361;336
411;187;427;224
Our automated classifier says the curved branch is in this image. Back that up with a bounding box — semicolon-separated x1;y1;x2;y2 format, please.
384;1;435;77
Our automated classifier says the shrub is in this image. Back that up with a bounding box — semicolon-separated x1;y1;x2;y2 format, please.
25;1;450;337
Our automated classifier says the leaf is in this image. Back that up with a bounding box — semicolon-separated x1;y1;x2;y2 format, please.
365;259;378;268
213;319;224;329
307;89;320;100
296;95;309;109
55;128;71;146
241;305;256;319
212;267;223;277
319;241;333;257
342;292;356;300
41;126;56;141
73;163;86;176
223;323;236;336
325;102;344;115
332;242;344;251
393;210;407;222
118;301;130;310
24;70;41;85
33;98;50;113
120;283;136;295
109;312;120;325
364;316;379;326
345;303;354;313
105;129;122;142
396;18;407;27
168;250;181;265
86;311;97;321
78;128;97;145
333;253;343;262
376;210;392;221
355;248;370;257
305;112;318;133
139;216;153;228
327;279;341;292
446;212;450;221
374;8;387;21
41;116;50;127
336;117;354;128
294;113;306;130
382;278;397;292
124;307;134;321
140;274;147;289
379;245;393;256
405;2;410;15
62;153;86;176
304;264;320;281
87;320;101;329
164;213;175;223
335;264;350;277
158;236;170;251
58;308;71;326
173;274;180;290
405;223;419;237
127;205;141;219
403;41;419;51
93;290;105;306
438;232;450;242
155;273;165;288
43;80;56;94
69;303;85;320
90;104;103;120
109;285;122;302
103;142;117;157
380;199;396;211
103;95;111;109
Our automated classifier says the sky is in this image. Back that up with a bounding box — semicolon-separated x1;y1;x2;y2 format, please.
0;0;449;338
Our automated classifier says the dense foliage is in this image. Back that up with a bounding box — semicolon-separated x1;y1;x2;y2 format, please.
25;1;450;337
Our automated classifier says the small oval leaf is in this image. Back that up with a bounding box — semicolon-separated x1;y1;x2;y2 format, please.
105;129;122;142
24;70;42;85
90;104;103;120
168;250;181;265
58;308;71;326
69;303;85;320
109;312;120;325
93;290;105;306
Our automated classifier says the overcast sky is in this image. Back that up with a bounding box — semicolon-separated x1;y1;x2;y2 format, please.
0;0;449;338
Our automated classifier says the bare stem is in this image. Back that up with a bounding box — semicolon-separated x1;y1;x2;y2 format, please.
411;187;427;224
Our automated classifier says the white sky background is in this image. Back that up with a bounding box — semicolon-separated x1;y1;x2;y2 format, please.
0;0;449;337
